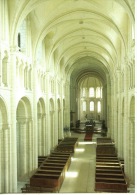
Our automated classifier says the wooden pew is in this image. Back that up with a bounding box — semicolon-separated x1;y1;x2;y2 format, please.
96;168;123;174
95;169;127;192
55;145;75;153
21;183;57;193
38;156;47;167
51;151;72;156
95;137;127;192
96;162;120;166
27;138;76;193
63;137;78;141
47;156;71;168
54;137;78;154
96;145;116;156
30;173;62;191
97;137;114;144
95;177;127;193
96;158;119;163
43;160;70;173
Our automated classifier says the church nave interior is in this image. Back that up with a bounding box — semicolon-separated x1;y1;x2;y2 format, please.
0;0;135;193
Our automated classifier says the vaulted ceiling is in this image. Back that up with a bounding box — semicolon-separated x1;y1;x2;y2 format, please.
11;0;134;85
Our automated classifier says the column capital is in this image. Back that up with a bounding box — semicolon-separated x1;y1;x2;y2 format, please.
2;124;10;130
38;113;43;119
42;113;46;118
17;117;28;124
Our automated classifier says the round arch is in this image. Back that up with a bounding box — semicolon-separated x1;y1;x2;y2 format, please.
16;96;32;181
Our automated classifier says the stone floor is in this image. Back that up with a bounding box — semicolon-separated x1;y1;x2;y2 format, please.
59;132;97;193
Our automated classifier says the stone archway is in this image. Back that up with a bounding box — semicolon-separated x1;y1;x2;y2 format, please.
16;97;32;181
37;98;46;156
0;97;9;193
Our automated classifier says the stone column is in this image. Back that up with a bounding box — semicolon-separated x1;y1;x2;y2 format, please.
128;118;135;186
124;61;129;179
19;120;27;180
110;78;114;139
106;78;111;136
28;119;33;175
58;109;62;139
121;113;124;159
50;111;54;149
30;119;35;170
2;58;9;87
54;108;58;147
0;52;2;86
26;67;29;90
42;114;46;155
116;70;123;158
45;112;50;154
10;46;18;192
38;114;42;156
64;81;70;127
102;84;107;122
0;130;2;192
4;129;9;192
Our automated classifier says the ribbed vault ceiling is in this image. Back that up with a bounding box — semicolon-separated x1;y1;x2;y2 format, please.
13;0;134;84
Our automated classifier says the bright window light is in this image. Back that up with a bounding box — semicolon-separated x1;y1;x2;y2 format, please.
90;101;94;111
89;87;94;97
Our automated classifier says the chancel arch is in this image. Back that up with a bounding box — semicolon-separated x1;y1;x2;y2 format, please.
16;97;33;181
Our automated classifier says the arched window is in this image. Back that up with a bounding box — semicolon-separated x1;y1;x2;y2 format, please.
97;101;101;113
90;101;94;111
83;101;86;111
89;87;94;97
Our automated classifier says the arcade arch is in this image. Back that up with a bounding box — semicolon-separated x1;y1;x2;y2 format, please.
16;97;33;181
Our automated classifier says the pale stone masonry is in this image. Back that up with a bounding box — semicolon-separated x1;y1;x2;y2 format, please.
0;0;135;193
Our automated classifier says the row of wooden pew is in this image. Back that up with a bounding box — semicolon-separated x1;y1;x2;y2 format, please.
55;137;78;153
95;138;127;193
21;137;78;193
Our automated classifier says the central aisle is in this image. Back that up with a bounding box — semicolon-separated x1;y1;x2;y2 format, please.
59;132;97;193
